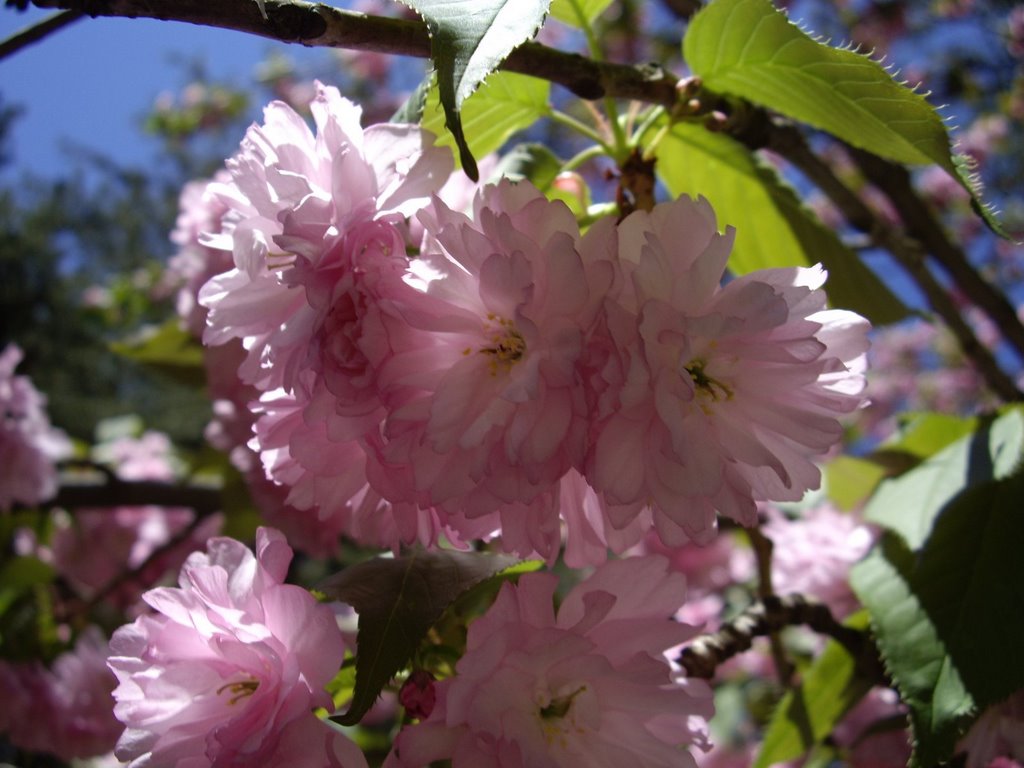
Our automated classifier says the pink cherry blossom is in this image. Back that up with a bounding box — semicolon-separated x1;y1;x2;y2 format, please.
387;555;713;767
370;179;613;560
107;527;367;767
957;689;1024;768
0;626;121;761
198;81;452;395
643;529;749;629
582;196;870;545
833;686;910;768
759;501;875;618
166;172;233;337
0;343;72;511
192;82;455;549
251;371;461;552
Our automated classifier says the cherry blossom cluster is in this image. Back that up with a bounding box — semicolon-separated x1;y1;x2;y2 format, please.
0;343;71;511
104;530;716;768
387;555;713;767
107;527;368;767
0;627;121;761
183;82;870;565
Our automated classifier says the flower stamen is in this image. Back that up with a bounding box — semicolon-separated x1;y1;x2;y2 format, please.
479;316;526;376
216;679;259;706
539;685;586;720
685;358;733;403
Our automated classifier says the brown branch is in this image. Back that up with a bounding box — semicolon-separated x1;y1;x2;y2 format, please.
759;124;1024;403
679;593;885;683
25;0;679;104
45;476;222;515
746;526;795;686
0;8;83;60
849;148;1024;366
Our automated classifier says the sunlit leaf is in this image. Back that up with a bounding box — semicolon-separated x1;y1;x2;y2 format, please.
110;319;205;386
864;407;1024;549
421;71;550;168
684;0;1005;235
399;0;552;178
755;612;873;768
654;121;908;325
549;0;613;26
876;411;980;462
823;455;888;511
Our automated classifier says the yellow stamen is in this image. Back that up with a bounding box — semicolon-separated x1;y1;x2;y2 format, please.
216;679;259;706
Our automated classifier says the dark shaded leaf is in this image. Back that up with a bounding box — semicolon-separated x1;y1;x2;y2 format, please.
320;549;523;724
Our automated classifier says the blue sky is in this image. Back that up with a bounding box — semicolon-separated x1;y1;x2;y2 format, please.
0;6;321;179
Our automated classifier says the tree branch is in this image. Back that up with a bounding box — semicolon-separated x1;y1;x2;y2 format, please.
746;526;794;686
45;476;222;514
24;0;679;103
758;123;1024;402
0;8;82;60
20;0;1021;401
849;148;1024;366
679;593;885;683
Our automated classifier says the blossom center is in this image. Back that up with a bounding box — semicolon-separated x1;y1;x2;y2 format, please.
685;358;732;405
475;314;526;376
537;685;588;749
539;685;586;720
216;679;259;706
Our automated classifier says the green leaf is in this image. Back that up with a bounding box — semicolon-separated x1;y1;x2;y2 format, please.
910;472;1024;707
850;535;973;767
952;152;1012;239
0;556;55;592
878;411;981;462
400;0;552;179
824;455;888;511
422;71;550;169
864;407;1024;549
683;0;1003;234
755;611;873;768
653;121;908;325
319;549;523;725
111;318;206;386
549;0;613;26
492;142;564;189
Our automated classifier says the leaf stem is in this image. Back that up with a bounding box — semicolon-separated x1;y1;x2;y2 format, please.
550;109;614;153
564;0;628;157
562;144;605;173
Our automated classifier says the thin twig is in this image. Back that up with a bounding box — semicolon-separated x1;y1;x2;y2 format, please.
0;8;83;61
83;508;211;611
745;526;795;686
679;593;885;683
